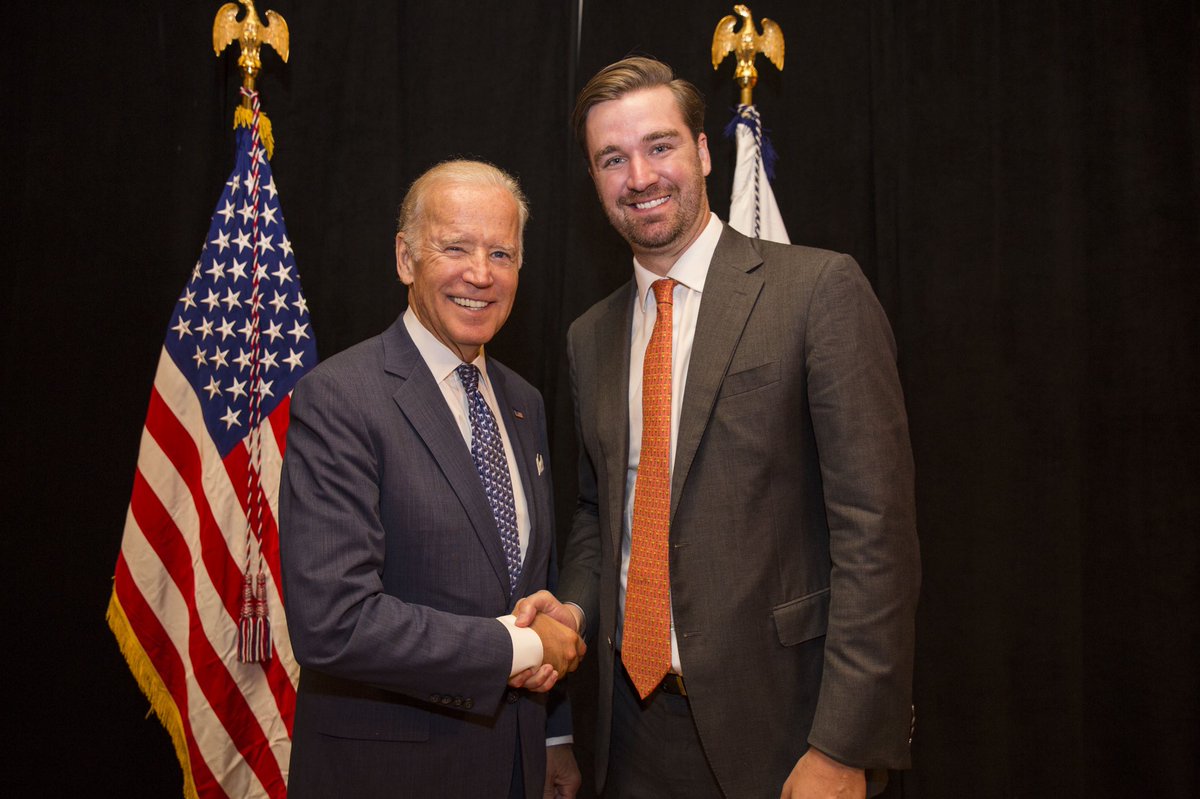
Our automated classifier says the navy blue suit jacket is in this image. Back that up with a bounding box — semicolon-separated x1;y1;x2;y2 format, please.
280;315;565;798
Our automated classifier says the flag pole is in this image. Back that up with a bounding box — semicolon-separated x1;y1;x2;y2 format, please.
711;3;784;108
214;0;290;156
712;4;790;243
214;0;291;665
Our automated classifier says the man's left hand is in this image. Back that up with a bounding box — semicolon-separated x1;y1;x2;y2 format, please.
545;744;581;798
508;663;558;692
780;748;865;799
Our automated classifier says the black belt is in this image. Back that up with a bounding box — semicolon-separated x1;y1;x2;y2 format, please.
657;672;687;696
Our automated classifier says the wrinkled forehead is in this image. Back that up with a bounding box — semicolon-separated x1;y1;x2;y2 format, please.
422;183;521;255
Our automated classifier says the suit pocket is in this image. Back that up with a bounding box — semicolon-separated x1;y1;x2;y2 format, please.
771;587;830;646
719;360;781;398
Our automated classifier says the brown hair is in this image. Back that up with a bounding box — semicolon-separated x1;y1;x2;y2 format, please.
572;56;706;160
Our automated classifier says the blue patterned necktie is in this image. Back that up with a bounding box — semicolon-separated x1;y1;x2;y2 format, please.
456;363;522;594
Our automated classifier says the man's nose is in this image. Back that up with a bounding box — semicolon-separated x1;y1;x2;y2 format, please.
626;155;658;192
462;251;494;286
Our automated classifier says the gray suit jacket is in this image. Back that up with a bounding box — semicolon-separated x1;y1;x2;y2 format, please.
280;315;562;799
558;225;920;798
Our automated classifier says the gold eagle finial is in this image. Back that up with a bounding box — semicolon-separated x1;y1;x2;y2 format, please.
712;4;785;106
213;0;290;100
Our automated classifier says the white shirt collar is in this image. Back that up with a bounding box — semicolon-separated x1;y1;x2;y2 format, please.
403;308;488;385
633;212;723;308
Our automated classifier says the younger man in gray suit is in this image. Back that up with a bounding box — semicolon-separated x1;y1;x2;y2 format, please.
517;57;920;798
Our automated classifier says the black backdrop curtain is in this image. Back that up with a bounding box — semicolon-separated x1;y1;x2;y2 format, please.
4;2;1197;796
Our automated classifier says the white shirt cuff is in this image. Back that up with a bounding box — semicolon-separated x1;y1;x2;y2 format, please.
546;735;574;747
564;602;587;638
498;614;543;676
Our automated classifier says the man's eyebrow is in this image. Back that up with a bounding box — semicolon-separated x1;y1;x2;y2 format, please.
643;129;682;143
592;144;621;166
430;233;471;248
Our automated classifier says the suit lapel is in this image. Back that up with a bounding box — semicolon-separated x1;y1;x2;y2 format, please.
382;320;512;597
594;283;636;563
672;227;764;518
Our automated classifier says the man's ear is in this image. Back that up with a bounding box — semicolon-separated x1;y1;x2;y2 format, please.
697;132;712;177
395;232;414;286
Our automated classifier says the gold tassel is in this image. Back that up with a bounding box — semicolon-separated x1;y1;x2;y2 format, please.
233;106;275;160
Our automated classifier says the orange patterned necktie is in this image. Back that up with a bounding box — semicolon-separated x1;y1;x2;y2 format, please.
624;277;677;699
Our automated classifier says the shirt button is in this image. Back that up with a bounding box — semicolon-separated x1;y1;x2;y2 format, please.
506;690;519;704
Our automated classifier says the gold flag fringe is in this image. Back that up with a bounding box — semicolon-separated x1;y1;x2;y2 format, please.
106;590;200;799
233;106;275;160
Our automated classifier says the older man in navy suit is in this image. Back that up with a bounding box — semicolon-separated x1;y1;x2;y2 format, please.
280;160;584;799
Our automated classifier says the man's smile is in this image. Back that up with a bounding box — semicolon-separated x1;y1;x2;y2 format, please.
629;195;671;210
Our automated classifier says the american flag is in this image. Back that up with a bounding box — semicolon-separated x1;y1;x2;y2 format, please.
108;103;315;799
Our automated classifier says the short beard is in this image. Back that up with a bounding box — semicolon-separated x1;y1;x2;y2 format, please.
611;202;694;250
605;165;707;253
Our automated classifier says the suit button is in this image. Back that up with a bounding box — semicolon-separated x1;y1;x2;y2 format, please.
440;695;453;705
430;694;441;703
464;698;474;709
453;697;463;707
506;690;519;704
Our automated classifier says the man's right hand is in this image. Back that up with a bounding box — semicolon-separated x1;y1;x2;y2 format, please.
530;612;586;675
514;590;584;635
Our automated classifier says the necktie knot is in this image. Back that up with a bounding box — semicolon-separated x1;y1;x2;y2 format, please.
456;363;480;394
652;278;677;308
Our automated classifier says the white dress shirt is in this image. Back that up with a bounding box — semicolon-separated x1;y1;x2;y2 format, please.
620;212;724;676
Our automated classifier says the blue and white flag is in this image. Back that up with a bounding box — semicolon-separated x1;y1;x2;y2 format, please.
726;104;789;244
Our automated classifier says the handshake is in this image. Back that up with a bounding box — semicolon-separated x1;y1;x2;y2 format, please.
507;590;587;693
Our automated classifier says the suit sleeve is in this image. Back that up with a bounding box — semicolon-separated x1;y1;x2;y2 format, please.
279;366;513;717
803;254;921;767
556;322;603;641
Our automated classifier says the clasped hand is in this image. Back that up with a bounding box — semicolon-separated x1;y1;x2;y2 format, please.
506;590;586;692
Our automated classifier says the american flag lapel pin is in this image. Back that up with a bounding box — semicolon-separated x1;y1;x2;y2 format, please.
536;453;544;476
